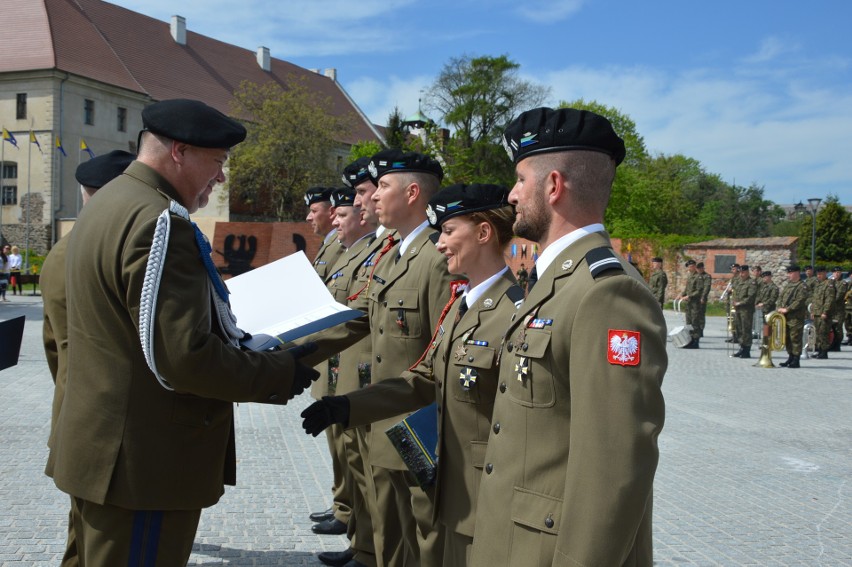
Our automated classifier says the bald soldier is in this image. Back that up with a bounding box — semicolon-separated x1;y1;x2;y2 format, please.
49;99;319;565
42;150;135;567
470;107;666;566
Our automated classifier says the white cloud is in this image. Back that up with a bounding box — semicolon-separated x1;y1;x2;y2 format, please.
345;74;435;126
742;36;800;64
515;0;586;23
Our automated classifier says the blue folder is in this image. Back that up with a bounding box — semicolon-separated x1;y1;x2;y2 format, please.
385;402;439;488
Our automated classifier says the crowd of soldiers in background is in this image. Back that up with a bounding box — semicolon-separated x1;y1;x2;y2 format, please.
648;258;851;368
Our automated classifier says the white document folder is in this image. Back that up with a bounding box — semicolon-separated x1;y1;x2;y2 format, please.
226;251;363;351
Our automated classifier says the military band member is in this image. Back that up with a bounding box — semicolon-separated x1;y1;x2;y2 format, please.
678;260;702;348
306;184;350;535
304;183;524;566
732;265;758;358
648;256;667;308
756;271;779;314
725;263;741;343
469;107;666;567
811;266;835;359
830;266;847;351
777;265;809;368
50;99;319;565
696;262;712;338
42;150;136;567
802;265;815;313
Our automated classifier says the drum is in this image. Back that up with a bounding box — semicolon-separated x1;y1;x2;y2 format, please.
668;324;693;348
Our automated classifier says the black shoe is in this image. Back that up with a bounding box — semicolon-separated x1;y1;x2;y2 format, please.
779;355;793;367
787;355;800;368
732;347;744;358
725;338;735;343
739;348;751;359
342;561;368;567
815;350;828;359
318;548;355;566
309;506;335;523
682;339;698;349
312;518;347;535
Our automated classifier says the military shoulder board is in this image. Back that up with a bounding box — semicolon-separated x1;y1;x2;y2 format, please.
585;247;623;278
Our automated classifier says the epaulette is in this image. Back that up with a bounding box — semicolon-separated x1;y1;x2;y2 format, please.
585;247;623;278
428;231;440;245
506;285;525;306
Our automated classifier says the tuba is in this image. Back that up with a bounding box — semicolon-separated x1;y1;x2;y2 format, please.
756;311;785;368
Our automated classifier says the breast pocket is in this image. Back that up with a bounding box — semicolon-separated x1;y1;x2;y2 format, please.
451;344;496;404
383;288;422;339
507;328;555;408
509;487;561;567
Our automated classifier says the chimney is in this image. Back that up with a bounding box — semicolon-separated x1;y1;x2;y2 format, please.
257;46;271;72
309;68;320;74
323;68;337;81
171;15;186;45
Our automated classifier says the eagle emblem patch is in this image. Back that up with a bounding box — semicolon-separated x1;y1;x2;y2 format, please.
607;329;640;366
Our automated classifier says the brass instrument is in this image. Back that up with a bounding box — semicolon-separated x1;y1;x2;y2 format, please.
756;311;786;368
803;320;816;359
752;307;763;340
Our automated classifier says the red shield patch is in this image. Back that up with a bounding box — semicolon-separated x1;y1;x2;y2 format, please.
607;329;641;366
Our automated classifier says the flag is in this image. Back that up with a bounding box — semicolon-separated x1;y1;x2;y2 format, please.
29;131;42;154
55;136;67;157
80;138;95;159
2;128;18;148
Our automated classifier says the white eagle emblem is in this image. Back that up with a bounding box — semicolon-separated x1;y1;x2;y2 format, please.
609;333;639;364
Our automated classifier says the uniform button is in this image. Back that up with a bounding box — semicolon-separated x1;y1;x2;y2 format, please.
468;355;474;362
485;463;493;474
522;343;529;351
383;301;388;307
379;326;384;334
545;516;554;529
398;299;404;305
507;342;514;352
499;382;506;393
492;422;500;434
437;380;442;389
376;355;382;363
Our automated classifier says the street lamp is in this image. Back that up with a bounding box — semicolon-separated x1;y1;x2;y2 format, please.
807;197;821;269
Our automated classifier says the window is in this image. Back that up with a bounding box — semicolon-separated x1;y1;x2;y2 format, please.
713;254;737;275
117;107;127;132
84;99;95;125
1;163;17;178
1;185;17;206
16;94;27;120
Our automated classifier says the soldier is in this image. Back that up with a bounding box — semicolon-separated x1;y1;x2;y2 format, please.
648;256;667;308
802;265;815;314
695;262;712;338
830;266;847;351
756;271;779;315
49;99;319;565
725;263;741;344
810;266;835;359
776;265;809;368
469;107;666;566
516;263;529;290
306;185;350;535
732;265;758;358
845;275;852;346
678;260;702;348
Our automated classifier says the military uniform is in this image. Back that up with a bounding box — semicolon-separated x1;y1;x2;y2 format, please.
695;268;711;338
756;276;779;314
830;269;847;350
682;267;702;343
733;270;758;356
648;264;667;308
470;231;666;567
777;273;809;365
811;275;835;357
845;285;852;345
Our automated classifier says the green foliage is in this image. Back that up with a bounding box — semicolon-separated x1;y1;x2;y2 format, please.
385;107;407;150
347;140;383;162
228;78;352;221
798;195;852;264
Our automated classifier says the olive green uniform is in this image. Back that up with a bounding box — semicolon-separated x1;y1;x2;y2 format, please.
682;272;703;341
778;280;809;356
470;231;666;567
734;277;758;349
756;280;779;314
696;272;711;337
648;268;667;308
811;279;835;352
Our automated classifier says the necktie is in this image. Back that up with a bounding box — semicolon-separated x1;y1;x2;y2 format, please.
193;222;229;302
457;297;469;319
527;266;538;293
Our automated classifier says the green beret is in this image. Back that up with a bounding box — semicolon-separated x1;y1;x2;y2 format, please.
75;150;135;189
502;107;626;165
426;183;511;228
368;149;443;182
141;99;246;148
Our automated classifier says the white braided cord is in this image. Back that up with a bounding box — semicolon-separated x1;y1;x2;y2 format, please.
139;207;174;390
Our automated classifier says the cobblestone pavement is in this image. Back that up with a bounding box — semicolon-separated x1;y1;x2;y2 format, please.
1;294;850;566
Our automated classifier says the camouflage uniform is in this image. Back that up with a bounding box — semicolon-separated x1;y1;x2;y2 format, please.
756;279;779;314
811;277;835;355
649;268;668;308
683;271;703;341
778;280;809;359
734;275;758;351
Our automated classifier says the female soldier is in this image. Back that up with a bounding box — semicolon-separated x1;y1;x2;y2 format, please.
303;183;523;565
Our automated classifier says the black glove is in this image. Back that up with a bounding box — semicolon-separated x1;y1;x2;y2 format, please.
288;343;320;398
301;396;350;436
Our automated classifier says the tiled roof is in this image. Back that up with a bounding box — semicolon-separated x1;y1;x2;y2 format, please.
685;237;798;248
1;0;381;145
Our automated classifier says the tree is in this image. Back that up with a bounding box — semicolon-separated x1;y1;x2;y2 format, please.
424;54;550;148
798;195;852;264
384;107;407;150
347;140;383;162
228;78;352;221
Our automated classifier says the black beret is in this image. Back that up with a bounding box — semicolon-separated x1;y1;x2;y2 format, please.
761;271;772;277
739;265;749;272
651;257;663;263
75;150;135;189
368;149;443;182
425;183;511;229
696;262;705;268
803;265;814;271
141;99;246;148
786;265;801;273
342;157;375;188
330;188;356;208
502;107;626;165
816;266;827;272
731;263;740;269
304;187;333;206
833;266;843;272
685;260;696;267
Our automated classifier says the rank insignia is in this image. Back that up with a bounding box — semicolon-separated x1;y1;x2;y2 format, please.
607;329;640;366
529;318;553;329
515;356;529;382
562;259;573;270
454;343;468;361
483;298;493;308
466;339;488;347
459;367;478;390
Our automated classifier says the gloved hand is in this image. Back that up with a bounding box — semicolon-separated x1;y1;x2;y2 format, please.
288;343;320;398
301;396;350;436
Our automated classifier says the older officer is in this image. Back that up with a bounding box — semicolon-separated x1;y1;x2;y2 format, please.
42;150;135;567
469;107;667;567
777;265;809;368
732;265;758;358
648;256;667;308
50;99;318;566
304;183;524;565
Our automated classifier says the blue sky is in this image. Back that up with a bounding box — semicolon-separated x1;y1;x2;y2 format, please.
110;0;851;206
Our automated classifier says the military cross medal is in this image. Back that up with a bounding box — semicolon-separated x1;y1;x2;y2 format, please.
515;356;529;382
454;343;468;361
459;367;477;390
